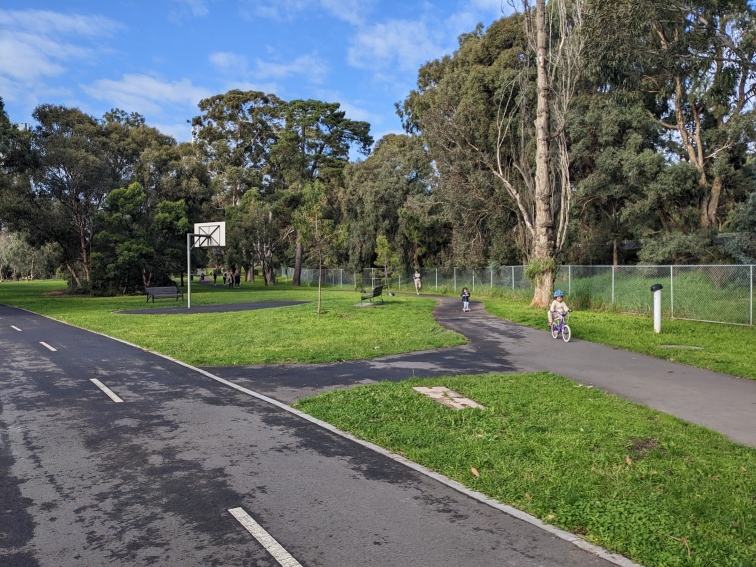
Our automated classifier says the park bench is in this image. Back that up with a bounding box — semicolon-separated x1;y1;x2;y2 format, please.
145;286;184;302
360;285;384;304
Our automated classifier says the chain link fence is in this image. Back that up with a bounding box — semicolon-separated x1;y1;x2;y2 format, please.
280;265;755;326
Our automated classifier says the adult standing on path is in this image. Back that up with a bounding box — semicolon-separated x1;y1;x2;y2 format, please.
414;269;422;295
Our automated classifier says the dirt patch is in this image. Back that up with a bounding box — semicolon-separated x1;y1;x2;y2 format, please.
628;438;661;458
43;290;65;296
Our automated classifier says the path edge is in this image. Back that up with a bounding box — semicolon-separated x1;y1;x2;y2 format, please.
5;303;643;567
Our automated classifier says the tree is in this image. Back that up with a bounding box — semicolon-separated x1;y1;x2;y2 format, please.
399;4;586;306
91;183;190;294
292;181;343;313
192;90;283;208
340;134;445;271
271;100;372;285
587;0;756;230
374;234;400;291
225;191;282;286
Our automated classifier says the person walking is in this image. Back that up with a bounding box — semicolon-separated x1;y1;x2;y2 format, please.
234;268;241;289
213;267;219;286
413;269;422;295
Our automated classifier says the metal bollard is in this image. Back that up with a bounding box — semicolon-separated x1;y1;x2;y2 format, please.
650;283;663;333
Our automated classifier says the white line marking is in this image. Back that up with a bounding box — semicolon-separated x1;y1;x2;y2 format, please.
11;325;22;331
229;508;303;567
89;379;124;403
8;304;641;567
40;342;57;352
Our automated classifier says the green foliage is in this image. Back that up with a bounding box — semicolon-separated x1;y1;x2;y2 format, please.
726;191;756;264
296;373;756;566
525;257;556;284
91;183;190;294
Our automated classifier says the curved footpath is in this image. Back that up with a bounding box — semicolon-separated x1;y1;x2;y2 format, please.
205;295;756;448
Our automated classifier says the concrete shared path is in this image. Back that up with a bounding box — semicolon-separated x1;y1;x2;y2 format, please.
206;295;756;448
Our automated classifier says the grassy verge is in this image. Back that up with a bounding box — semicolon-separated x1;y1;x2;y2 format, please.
295;373;756;567
0;280;465;365
479;294;756;380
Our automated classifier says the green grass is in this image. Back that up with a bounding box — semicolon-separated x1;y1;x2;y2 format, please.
295;373;756;567
0;280;465;365
480;295;756;380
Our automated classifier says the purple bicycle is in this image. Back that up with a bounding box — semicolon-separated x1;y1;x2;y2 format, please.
550;311;572;342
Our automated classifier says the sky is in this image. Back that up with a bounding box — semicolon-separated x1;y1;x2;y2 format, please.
0;1;510;145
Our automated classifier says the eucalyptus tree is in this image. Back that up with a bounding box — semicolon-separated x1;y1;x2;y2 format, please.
341;133;445;270
270;99;372;285
399;1;586;306
191;90;284;208
587;0;756;231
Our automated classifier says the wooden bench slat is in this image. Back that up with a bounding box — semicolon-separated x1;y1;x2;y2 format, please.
146;286;183;302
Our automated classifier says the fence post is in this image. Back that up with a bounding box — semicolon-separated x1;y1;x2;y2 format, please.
670;265;674;318
399;275;401;291
454;268;457;292
568;265;571;295
435;268;438;291
512;266;515;290
340;269;343;288
472;270;475;292
611;265;615;304
751;265;753;326
491;268;493;288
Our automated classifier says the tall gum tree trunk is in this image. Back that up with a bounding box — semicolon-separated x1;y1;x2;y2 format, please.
531;0;555;308
292;238;302;286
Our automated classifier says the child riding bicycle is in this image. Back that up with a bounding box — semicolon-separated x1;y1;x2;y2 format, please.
548;290;571;326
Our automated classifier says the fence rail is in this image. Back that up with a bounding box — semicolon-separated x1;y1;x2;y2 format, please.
280;265;756;327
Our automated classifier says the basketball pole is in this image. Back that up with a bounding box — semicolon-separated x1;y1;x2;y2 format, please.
187;233;192;309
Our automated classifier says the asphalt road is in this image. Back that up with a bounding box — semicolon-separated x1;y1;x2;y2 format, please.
0;303;619;567
207;295;756;447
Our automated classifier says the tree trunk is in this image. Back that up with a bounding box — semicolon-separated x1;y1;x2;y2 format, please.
66;262;82;288
317;254;323;314
530;0;556;309
699;175;723;229
292;238;302;286
246;263;254;282
613;239;619;266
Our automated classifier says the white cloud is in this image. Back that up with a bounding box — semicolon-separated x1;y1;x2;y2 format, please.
171;0;210;17
209;51;249;73
210;50;328;84
254;53;328;83
0;8;120;115
241;0;373;25
347;20;448;73
0;9;122;38
82;74;212;116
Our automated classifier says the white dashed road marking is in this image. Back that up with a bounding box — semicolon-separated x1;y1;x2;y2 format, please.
228;507;303;567
89;378;124;403
40;342;57;352
11;326;22;331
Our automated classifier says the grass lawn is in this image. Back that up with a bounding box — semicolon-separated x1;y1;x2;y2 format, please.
0;280;465;365
480;294;756;380
295;373;756;567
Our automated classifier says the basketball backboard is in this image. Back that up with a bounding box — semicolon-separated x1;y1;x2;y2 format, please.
194;222;226;247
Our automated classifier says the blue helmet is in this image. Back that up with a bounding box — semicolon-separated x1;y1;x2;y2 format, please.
553;290;564;298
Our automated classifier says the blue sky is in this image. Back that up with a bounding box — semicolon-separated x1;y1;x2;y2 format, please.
0;1;509;144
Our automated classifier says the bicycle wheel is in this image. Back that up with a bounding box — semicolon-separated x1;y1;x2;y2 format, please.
551;323;559;339
562;324;571;343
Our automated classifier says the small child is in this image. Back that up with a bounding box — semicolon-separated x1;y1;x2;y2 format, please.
461;287;471;312
548;290;570;326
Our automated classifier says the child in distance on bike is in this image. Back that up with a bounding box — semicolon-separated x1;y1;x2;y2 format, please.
548;290;570;327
